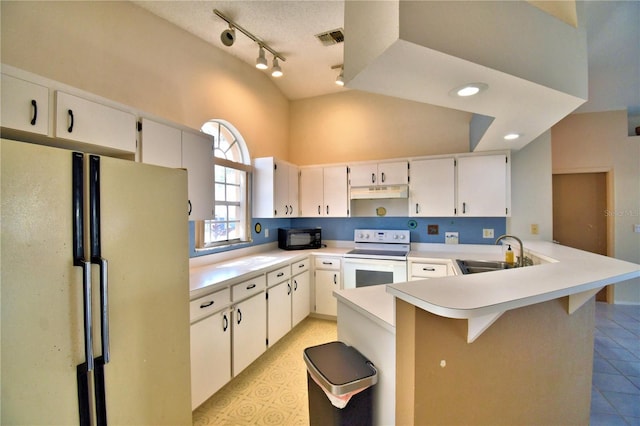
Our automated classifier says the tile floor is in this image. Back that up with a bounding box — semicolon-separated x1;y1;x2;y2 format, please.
590;302;640;426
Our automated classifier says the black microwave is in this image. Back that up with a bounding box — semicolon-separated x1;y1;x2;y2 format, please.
278;228;322;250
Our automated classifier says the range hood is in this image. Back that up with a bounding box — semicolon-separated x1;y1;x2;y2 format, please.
350;185;409;200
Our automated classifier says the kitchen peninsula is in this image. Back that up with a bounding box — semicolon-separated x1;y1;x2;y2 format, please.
334;241;640;425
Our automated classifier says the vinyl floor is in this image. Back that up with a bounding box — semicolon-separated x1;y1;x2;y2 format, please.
193;302;640;425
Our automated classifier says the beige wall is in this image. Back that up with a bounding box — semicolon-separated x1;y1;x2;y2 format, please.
0;1;289;160
289;90;471;165
552;110;640;303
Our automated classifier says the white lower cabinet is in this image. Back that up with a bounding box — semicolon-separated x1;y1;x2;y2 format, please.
267;265;292;347
291;258;311;327
190;309;231;410
314;257;341;316
232;278;267;377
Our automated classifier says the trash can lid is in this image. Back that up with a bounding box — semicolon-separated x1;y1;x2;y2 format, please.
304;341;377;395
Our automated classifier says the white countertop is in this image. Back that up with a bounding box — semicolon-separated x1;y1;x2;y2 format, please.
334;286;396;332
189;246;350;299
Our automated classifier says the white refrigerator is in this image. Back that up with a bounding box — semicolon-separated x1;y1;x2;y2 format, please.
1;138;192;425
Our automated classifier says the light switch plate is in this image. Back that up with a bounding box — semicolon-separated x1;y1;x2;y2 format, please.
634;224;640;233
445;232;459;244
483;228;494;238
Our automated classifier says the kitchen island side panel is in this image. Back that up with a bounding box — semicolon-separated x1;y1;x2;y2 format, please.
395;297;594;425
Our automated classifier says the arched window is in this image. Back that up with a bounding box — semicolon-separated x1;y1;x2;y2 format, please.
197;120;252;248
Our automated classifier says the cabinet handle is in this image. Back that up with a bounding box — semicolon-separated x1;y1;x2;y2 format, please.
333;274;337;285
326;205;329;215
416;203;419;214
276;272;284;278
67;109;75;133
200;300;214;309
246;283;256;290
371;173;376;184
298;263;305;268
187;200;192;215
381;172;386;183
30;99;38;125
287;282;291;295
322;261;333;265
423;267;436;272
222;314;229;332
294;280;298;291
318;205;321;215
237;308;242;325
289;205;293;215
285;205;289;215
462;202;467;214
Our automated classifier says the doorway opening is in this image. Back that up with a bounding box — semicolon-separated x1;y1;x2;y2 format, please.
552;171;613;302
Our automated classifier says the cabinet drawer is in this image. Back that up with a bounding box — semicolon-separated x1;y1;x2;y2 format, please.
267;266;290;286
292;257;310;274
315;256;341;270
190;288;230;323
410;262;448;278
232;275;266;301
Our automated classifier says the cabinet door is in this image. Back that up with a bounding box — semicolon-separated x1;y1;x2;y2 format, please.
288;164;299;217
315;270;340;316
1;74;49;135
274;159;289;217
378;161;408;185
299;167;324;217
349;163;378;186
233;292;266;376
323;166;349;217
292;270;311;326
190;310;231;410
410;158;456;217
267;280;292;347
457;154;508;217
182;130;214;220
55;91;136;153
140;118;182;168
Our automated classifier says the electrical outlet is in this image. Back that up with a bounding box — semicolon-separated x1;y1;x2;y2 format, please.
445;232;459;244
482;228;494;238
265;228;269;238
634;224;640;233
530;224;539;235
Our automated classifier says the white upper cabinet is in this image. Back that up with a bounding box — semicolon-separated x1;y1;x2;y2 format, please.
253;157;299;218
457;154;510;217
409;157;456;217
140;118;182;168
140;119;214;220
1;74;49;136
182;129;215;220
55;91;136;154
350;161;408;187
299;165;349;217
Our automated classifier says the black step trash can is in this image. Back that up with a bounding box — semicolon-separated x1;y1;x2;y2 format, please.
304;341;377;426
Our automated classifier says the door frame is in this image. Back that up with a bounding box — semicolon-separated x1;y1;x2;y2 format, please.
553;167;615;302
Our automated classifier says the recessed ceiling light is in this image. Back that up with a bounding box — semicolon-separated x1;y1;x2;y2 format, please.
450;82;488;97
504;133;521;141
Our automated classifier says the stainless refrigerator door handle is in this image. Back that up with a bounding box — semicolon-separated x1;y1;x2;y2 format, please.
82;261;95;371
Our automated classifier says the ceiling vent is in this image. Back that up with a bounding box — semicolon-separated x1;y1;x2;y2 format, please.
315;28;344;46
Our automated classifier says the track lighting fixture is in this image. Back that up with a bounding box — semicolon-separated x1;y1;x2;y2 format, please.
271;57;283;77
213;9;285;78
256;46;268;70
220;25;235;46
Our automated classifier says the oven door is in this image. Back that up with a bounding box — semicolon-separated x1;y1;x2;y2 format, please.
343;257;407;289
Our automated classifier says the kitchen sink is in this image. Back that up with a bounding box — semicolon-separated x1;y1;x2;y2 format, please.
456;259;517;274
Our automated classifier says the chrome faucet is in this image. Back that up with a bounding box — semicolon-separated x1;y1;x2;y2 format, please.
495;234;524;267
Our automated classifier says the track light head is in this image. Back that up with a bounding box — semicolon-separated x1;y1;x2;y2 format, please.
271;58;283;77
335;68;344;86
256;46;268;70
220;26;235;47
